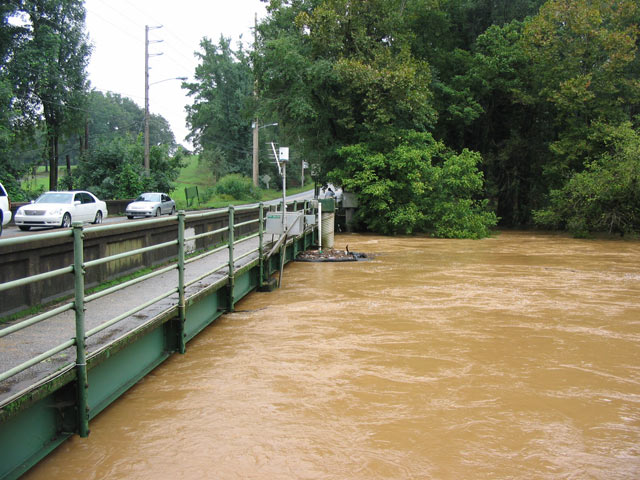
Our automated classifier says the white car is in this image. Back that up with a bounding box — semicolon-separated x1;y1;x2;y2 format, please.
14;190;108;231
125;192;176;219
0;181;11;237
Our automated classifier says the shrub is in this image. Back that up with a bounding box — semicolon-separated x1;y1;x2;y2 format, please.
329;131;497;238
214;174;261;201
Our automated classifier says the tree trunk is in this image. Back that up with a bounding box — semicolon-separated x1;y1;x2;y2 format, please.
48;133;59;191
84;118;89;151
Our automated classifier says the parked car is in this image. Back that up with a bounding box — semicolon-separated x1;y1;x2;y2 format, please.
125;192;175;219
14;190;108;231
0;181;11;237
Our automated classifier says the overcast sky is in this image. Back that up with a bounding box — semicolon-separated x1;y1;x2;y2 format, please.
84;0;268;149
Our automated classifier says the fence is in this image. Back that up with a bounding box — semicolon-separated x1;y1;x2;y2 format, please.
0;200;316;436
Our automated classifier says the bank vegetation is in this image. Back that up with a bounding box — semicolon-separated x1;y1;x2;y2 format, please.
2;0;639;238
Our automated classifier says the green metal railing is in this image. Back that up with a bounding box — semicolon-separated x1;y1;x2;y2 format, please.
0;201;317;437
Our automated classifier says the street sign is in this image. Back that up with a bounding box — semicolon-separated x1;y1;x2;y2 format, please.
279;147;289;161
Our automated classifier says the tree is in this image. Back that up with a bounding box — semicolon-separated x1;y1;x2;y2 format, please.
523;0;640;178
0;0;29;197
8;0;91;191
533;122;640;236
184;36;253;179
256;0;436;176
74;134;184;199
329;131;497;237
449;20;553;226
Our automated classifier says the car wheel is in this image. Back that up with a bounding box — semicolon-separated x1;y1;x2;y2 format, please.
61;213;72;229
127;215;134;220
154;208;160;217
170;206;175;215
93;211;103;224
0;216;3;236
19;225;31;231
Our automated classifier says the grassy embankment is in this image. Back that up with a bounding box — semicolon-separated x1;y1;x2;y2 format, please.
21;156;312;210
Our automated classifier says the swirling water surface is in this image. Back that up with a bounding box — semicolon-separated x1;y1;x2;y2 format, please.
24;231;640;479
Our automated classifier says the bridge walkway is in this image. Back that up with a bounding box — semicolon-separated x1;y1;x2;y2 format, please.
0;233;277;408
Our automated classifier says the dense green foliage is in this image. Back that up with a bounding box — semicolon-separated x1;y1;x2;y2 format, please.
1;4;179;199
5;0;639;238
329;132;497;237
5;0;91;190
214;174;262;201
533;122;640;236
184;37;254;179
73;135;184;200
246;0;640;238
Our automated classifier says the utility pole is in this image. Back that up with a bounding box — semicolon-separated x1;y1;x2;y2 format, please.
252;13;259;187
144;25;149;174
144;25;163;175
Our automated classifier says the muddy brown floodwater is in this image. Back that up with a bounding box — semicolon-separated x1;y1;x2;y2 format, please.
23;231;640;479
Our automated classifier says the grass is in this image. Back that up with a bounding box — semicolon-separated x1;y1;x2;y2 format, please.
18;156;314;210
172;155;313;210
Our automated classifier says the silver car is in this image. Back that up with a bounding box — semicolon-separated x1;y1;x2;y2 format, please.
125;192;176;219
14;190;108;231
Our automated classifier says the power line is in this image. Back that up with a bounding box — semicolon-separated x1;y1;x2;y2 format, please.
84;5;142;46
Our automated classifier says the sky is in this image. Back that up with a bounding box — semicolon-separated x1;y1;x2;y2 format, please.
84;0;268;149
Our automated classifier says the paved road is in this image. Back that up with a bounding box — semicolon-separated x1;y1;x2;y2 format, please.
0;190;315;239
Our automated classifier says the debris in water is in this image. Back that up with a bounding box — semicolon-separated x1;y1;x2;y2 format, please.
296;248;368;262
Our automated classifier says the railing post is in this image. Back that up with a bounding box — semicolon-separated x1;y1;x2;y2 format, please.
303;200;309;250
227;206;235;311
258;202;264;287
293;200;298;258
72;222;90;438
177;210;186;354
279;200;285;287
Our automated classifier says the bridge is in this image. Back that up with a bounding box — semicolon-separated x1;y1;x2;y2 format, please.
0;197;326;480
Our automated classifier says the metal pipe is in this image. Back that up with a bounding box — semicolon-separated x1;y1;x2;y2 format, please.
89;215;175;234
227;206;235;311
181;208;226;220
184;244;228;265
186;225;229;242
0;228;71;248
233;205;260;213
318;201;322;250
234;247;260;263
264;215;301;261
177;210;186;354
0;265;73;293
0;339;75;382
0;302;74;338
84;239;178;268
233;232;259;245
259;202;264;287
72;222;90;438
184;266;228;288
86;288;179;338
85;264;177;303
233;218;259;229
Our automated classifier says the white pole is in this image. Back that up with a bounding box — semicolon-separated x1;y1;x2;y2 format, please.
318;201;322;251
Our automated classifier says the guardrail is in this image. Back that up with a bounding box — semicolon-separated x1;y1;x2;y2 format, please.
0;200;316;438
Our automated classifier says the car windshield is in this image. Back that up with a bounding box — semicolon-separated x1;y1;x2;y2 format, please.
35;193;74;204
136;193;161;202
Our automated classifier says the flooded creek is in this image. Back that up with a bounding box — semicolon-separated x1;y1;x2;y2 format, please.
24;231;640;479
